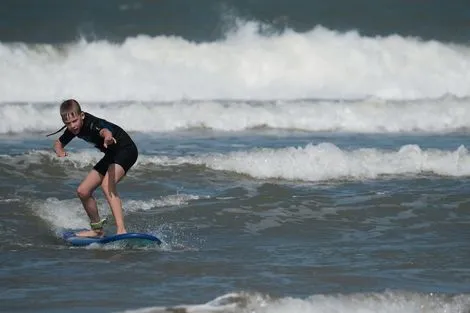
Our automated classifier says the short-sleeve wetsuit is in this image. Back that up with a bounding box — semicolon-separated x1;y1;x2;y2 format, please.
59;112;138;176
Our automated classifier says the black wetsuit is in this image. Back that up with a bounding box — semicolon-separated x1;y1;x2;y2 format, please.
59;112;138;175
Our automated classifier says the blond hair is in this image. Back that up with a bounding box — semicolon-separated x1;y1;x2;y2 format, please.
60;99;82;122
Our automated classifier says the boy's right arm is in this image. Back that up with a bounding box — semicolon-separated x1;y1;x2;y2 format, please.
54;139;67;157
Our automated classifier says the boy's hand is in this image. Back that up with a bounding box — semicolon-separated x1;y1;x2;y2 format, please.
100;129;117;148
103;135;117;148
54;140;67;157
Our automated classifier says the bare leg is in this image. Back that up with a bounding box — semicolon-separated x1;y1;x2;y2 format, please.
101;163;127;235
76;169;104;237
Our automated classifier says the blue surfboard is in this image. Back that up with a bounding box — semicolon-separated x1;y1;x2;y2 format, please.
61;230;162;247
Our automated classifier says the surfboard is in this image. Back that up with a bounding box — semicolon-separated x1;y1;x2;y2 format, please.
61;230;162;247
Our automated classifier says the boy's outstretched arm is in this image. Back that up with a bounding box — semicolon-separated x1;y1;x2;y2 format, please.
54;139;67;157
99;128;117;148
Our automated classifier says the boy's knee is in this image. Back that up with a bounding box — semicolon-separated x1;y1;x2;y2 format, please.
76;186;91;199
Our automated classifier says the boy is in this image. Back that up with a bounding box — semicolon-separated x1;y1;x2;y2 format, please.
48;99;138;237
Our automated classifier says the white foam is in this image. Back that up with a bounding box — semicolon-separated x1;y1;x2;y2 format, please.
0;197;21;203
2;22;470;103
0;149;103;169
125;194;204;213
6;144;470;182
259;292;469;313
119;291;470;313
33;194;201;232
2;97;470;134
189;143;470;181
34;198;91;231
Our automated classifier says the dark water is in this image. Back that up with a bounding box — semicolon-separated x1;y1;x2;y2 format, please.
2;0;470;43
1;129;470;313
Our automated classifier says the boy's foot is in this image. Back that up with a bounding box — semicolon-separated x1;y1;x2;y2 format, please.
75;218;107;237
75;229;104;238
116;228;127;235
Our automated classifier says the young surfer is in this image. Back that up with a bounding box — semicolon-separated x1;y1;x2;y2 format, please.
48;99;138;237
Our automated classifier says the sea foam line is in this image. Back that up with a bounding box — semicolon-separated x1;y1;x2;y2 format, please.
1;98;470;134
119;291;470;313
5;143;470;181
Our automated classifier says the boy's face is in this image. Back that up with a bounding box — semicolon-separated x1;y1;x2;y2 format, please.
62;111;84;135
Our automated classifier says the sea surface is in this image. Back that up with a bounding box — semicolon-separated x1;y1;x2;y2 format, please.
1;1;470;313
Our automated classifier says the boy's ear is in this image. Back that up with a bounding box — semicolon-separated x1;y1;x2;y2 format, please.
80;112;85;119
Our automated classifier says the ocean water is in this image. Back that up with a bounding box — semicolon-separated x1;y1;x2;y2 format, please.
1;1;470;313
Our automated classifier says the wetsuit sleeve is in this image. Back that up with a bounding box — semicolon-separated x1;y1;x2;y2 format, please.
58;129;75;146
